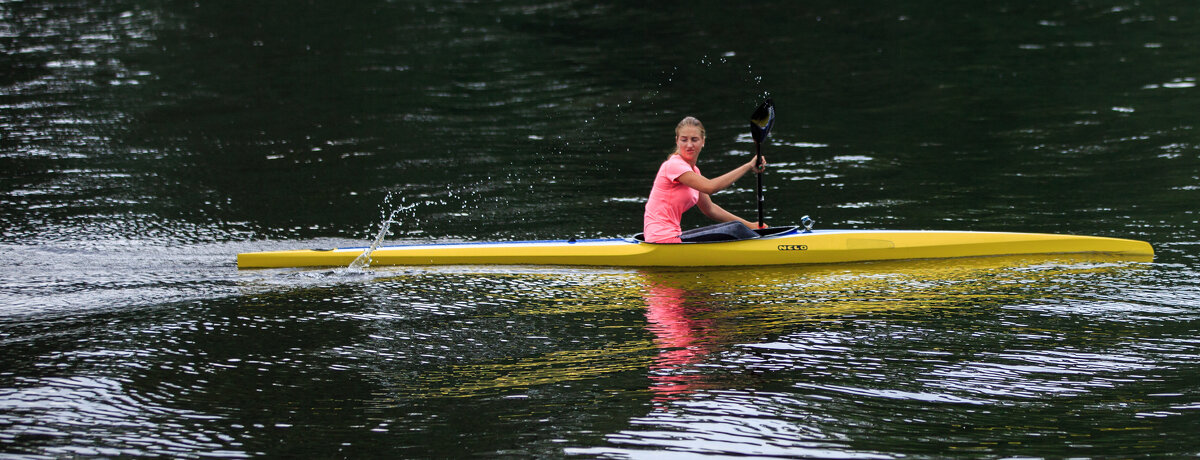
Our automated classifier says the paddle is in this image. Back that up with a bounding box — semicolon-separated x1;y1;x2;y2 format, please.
749;98;775;228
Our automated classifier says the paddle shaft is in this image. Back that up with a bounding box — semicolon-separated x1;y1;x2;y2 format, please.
749;98;774;228
755;142;764;227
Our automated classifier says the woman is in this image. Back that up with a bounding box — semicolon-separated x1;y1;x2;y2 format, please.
643;116;766;243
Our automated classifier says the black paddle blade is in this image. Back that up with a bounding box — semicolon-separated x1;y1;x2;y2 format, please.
750;98;775;144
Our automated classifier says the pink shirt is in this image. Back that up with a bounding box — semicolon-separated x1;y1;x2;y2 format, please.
643;155;700;243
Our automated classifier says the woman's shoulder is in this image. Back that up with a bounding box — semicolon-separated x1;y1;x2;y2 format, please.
661;154;697;169
657;155;686;172
657;155;699;181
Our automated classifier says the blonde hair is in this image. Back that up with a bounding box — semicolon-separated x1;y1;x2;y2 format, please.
670;116;705;157
675;116;705;138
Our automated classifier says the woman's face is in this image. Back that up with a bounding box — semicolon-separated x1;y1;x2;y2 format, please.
675;126;705;162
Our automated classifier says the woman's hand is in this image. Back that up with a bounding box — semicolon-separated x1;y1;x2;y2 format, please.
746;156;767;173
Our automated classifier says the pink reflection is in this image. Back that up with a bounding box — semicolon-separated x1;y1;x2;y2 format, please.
643;282;714;405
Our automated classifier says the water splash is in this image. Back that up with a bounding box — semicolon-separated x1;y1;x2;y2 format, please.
348;193;417;270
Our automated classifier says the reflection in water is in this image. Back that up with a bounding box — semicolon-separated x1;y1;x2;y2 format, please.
401;254;1154;403
642;281;713;405
574;256;1162;457
0;252;1177;458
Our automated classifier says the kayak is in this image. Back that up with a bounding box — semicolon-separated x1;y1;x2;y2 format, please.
236;224;1153;269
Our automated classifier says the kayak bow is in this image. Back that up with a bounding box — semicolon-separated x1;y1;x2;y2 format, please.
236;227;1153;269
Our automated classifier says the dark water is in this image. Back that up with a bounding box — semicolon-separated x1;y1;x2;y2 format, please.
3;0;1199;457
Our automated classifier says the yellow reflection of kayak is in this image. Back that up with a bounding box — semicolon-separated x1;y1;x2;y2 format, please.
406;254;1148;399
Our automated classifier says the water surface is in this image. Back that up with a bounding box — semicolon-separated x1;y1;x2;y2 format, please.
3;0;1199;457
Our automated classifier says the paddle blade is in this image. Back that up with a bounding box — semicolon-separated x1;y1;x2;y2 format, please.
750;98;775;143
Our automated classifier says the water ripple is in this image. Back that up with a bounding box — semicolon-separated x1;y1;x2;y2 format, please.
0;376;246;458
571;389;893;459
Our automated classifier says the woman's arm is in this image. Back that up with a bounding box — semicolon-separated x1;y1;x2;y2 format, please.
675;157;764;195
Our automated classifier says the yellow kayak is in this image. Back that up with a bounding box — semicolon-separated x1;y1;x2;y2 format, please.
236;226;1153;269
